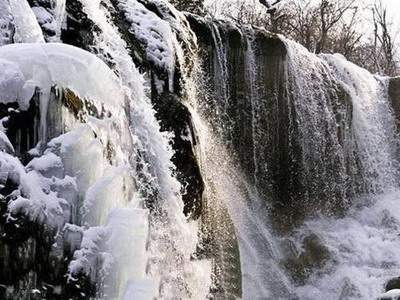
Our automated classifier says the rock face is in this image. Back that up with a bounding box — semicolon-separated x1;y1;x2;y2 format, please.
0;88;96;299
389;77;400;122
282;234;330;285
386;277;400;291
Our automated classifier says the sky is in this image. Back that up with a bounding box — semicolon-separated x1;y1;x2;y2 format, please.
383;0;400;29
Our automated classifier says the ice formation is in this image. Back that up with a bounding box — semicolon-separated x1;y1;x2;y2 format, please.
0;41;156;298
0;0;45;44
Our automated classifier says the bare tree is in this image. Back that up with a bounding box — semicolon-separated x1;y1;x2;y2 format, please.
371;1;397;75
170;0;205;15
205;0;398;76
315;0;357;53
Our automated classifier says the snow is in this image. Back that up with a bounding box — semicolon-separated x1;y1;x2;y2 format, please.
68;226;112;282
0;43;125;141
26;152;63;173
32;6;57;33
117;0;177;90
0;59;30;108
380;289;400;298
3;150;69;229
0;43;124;115
31;0;67;42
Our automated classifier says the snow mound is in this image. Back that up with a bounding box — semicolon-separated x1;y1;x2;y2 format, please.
0;43;124;116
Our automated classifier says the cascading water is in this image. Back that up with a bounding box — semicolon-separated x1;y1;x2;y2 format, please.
186;17;400;299
183;22;295;299
291;54;400;299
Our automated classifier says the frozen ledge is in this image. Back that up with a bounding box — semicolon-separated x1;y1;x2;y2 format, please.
0;43;124;117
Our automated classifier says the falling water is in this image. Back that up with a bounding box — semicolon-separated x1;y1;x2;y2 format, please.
185;24;295;299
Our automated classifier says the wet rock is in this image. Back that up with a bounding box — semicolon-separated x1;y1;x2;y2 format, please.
188;16;358;232
389;77;400;125
386;277;400;292
339;277;362;299
282;234;330;285
61;0;100;50
152;92;204;219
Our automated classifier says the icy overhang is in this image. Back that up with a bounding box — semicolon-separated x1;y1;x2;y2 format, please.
0;43;124;116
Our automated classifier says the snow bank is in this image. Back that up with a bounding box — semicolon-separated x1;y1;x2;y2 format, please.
4;150;71;229
68;226;112;282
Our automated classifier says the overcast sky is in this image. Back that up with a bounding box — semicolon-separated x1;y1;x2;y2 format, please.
382;0;400;28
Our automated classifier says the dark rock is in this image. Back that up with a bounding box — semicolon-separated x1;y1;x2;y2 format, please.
389;77;400;125
61;0;100;50
282;234;330;285
152;91;204;219
0;93;40;164
0;88;98;299
385;277;400;292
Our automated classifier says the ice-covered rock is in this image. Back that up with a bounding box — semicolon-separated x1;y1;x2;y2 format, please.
0;0;45;44
117;0;177;89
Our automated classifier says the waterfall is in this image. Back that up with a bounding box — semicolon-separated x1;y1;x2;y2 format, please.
323;53;400;192
183;22;295;299
188;17;400;299
289;53;400;300
2;1;400;299
244;28;260;189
